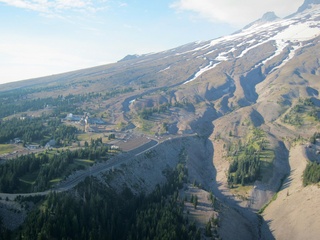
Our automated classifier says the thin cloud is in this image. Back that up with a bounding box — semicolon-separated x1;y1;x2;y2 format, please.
119;2;128;7
171;0;304;27
0;37;101;83
0;0;108;14
0;0;49;12
123;23;143;32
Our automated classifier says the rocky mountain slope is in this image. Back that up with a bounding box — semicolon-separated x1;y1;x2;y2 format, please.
1;0;320;239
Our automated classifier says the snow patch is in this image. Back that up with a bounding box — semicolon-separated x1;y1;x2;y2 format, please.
265;40;288;63
158;66;171;73
246;39;257;44
183;61;220;85
205;49;216;55
216;52;229;61
251;40;288;70
237;39;270;58
175;43;212;56
269;44;301;73
222;87;230;93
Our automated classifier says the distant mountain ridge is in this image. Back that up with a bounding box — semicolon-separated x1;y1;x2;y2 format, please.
1;0;319;92
243;11;279;30
118;54;140;62
298;0;320;13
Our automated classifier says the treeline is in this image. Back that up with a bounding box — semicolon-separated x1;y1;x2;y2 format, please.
0;95;68;119
283;98;320;126
0;217;10;240
0;87;135;119
0;117;58;144
52;124;78;146
103;87;134;100
282;99;305;126
304;132;320;186
0;143;110;193
138;103;171;120
0;93;84;119
0;152;73;193
82;138;111;160
0;117;78;145
138;101;193;120
303;162;320;186
129;192;200;240
227;128;267;186
228;147;261;186
310;132;320;144
13;158;201;240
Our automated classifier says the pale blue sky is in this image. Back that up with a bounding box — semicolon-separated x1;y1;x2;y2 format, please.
0;0;304;84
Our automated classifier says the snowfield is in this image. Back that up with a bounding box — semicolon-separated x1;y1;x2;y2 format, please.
272;21;320;41
179;6;320;85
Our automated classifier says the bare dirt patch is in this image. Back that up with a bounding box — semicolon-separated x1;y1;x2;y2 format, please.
181;185;217;227
113;133;151;152
263;145;320;240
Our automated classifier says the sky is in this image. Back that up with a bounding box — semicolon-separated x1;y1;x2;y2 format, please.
0;0;304;84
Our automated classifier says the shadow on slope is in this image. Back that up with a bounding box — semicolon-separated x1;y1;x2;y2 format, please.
204;136;275;240
188;107;275;239
239;67;266;106
250;109;265;127
306;87;319;97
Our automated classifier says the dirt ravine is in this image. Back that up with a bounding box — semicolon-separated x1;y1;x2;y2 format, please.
263;145;320;240
209;138;275;240
109;134;274;239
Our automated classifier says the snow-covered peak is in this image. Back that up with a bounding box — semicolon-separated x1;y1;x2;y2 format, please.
261;12;279;22
243;11;279;30
229;4;320;44
170;1;320;85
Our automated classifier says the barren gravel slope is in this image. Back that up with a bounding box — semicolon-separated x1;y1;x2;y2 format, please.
263;145;320;240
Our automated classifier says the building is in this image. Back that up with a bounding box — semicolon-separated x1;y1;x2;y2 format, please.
65;113;82;122
26;145;40;150
45;139;57;149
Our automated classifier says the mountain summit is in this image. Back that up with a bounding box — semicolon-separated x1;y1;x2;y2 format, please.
297;0;320;13
260;11;279;21
243;11;279;29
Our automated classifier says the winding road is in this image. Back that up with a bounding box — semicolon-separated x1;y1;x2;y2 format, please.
0;134;195;201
